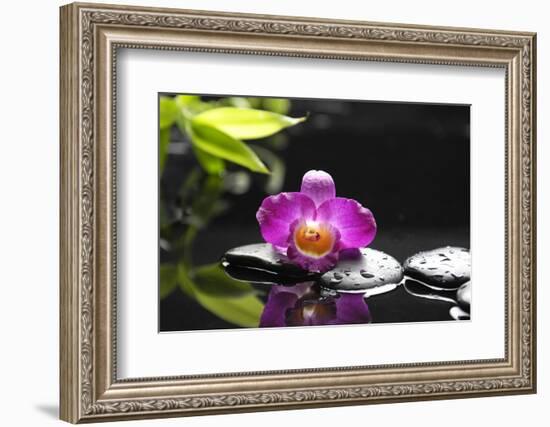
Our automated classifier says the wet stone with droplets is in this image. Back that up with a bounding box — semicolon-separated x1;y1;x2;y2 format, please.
319;248;404;291
403;246;470;290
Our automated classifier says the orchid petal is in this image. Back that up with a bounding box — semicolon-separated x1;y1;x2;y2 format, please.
331;293;372;324
259;290;298;327
259;284;315;327
256;192;316;248
300;170;336;208
317;197;376;249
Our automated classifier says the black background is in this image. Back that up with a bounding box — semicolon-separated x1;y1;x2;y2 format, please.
160;97;470;331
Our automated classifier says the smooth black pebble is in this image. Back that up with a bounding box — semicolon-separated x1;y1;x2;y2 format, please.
403;246;470;290
319;248;403;291
449;306;470;320
456;281;471;312
223;264;311;286
222;243;316;280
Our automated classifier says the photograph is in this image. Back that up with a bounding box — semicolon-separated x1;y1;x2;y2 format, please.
158;94;471;332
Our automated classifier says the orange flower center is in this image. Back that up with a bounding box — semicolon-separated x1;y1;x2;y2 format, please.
293;221;335;258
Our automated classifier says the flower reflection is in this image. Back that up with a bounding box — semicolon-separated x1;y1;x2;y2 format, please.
259;283;372;328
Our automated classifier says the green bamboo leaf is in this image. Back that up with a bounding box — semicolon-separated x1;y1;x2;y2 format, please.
178;264;263;327
246;97;262;108
175;95;215;116
196;292;264;328
193;263;257;297
223;97;252;108
174;94;200;107
189;122;269;174
191;145;225;175
192;107;305;140
172;110;227;176
262;98;291;115
159;264;178;299
159;96;179;129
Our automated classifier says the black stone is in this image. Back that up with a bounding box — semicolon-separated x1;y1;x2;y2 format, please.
456;281;471;312
403;246;470;290
223;264;311;286
449;306;470;320
222;243;317;280
319;248;403;291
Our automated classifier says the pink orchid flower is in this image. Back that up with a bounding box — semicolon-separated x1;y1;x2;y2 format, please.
256;170;377;272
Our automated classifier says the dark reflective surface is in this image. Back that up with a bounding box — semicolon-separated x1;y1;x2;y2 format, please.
226;269;469;326
164;274;468;329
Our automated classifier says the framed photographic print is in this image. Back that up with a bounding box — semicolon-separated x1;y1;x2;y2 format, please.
60;2;537;423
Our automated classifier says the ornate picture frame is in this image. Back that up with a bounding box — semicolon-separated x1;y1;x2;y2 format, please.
60;2;536;423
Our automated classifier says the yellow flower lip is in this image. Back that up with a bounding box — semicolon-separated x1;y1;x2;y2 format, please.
293;221;336;258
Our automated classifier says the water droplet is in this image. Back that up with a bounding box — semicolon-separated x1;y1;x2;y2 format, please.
359;269;374;278
343;270;351;276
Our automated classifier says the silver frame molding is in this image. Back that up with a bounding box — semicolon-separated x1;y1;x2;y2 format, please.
60;2;536;423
